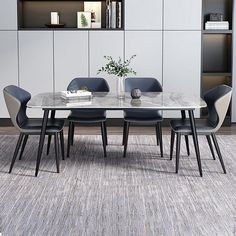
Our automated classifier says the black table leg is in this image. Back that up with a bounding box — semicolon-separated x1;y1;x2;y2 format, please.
35;109;49;177
188;110;202;177
181;110;190;156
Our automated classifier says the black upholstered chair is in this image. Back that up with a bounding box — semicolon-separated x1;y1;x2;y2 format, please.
123;77;163;157
3;85;65;174
66;77;110;157
170;85;232;174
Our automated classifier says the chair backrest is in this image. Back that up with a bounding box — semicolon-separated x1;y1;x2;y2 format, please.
125;77;162;92
67;77;110;92
204;85;232;132
3;85;31;131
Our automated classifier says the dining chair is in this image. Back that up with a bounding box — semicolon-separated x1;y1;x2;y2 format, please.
66;77;110;157
123;77;163;158
170;84;232;174
3;85;65;174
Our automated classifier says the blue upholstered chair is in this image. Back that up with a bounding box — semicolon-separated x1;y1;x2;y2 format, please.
66;77;110;157
123;77;163;157
170;85;232;174
3;85;65;174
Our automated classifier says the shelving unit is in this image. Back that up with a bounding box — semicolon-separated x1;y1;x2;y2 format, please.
201;0;233;123
18;0;124;30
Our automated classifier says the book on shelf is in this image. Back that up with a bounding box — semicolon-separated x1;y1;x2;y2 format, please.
106;0;122;29
205;21;229;30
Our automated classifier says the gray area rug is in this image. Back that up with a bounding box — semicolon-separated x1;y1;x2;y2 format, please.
0;134;236;236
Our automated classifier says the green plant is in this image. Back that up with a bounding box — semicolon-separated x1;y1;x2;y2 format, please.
98;55;137;77
81;13;88;27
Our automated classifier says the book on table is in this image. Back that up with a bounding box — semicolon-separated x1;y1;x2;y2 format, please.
60;90;92;102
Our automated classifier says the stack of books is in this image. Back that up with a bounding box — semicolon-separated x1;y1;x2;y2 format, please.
106;0;122;29
205;21;229;30
60;90;92;102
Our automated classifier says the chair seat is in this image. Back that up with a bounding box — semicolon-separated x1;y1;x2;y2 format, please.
68;109;106;123
170;119;214;134
20;118;64;134
124;109;163;123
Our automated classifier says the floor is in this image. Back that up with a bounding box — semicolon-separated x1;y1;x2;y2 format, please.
0;127;236;235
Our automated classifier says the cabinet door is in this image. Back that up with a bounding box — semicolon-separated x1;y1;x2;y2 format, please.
54;31;89;91
0;0;17;30
19;31;53;117
164;0;202;30
163;31;201;118
0;31;18;117
125;0;163;30
232;2;236;122
125;31;162;82
89;31;124;118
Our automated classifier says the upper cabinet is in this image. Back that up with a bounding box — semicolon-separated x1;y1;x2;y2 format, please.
125;0;163;30
125;31;162;81
0;0;17;30
54;31;89;92
164;0;202;30
0;31;18;117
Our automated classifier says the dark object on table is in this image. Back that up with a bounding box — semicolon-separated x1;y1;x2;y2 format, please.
45;23;65;28
209;13;223;21
131;88;141;99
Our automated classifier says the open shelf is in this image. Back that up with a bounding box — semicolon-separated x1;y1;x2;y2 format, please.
18;0;124;30
202;34;232;74
203;30;232;34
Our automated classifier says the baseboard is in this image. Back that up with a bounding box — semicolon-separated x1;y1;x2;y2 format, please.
0;118;232;127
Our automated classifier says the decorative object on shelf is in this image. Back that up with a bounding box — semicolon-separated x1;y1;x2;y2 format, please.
209;13;224;21
84;2;102;28
131;88;141;99
105;0;111;28
77;12;91;28
51;12;59;25
98;55;136;99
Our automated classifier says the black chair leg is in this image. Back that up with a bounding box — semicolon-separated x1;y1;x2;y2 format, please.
170;129;175;160
123;122;130;158
156;123;163;157
104;121;108;145
71;122;75;146
9;133;24;173
54;133;60;173
67;121;72;158
60;130;65;160
176;133;181;173
155;124;159;146
122;121;127;145
206;135;216;160
184;136;190;156
211;134;226;174
19;134;28;160
46;135;52;155
101;122;107;157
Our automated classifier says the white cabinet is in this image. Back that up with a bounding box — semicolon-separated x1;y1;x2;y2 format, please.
125;0;163;30
89;31;124;118
0;0;17;30
164;0;202;30
163;31;201;118
232;2;236;122
125;31;162;82
54;31;89;91
0;31;18;117
19;31;53;117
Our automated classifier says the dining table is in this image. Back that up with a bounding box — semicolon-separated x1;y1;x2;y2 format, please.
28;92;207;177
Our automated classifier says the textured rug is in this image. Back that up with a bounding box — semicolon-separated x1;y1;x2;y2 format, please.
0;134;236;236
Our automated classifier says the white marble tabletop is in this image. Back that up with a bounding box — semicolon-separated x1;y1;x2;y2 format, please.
27;92;206;110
